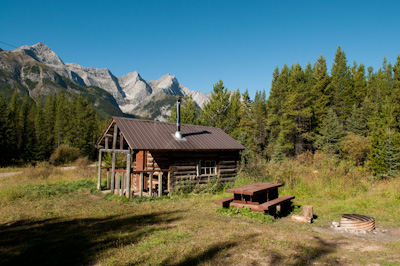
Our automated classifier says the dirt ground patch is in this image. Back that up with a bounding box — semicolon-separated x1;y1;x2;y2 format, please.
313;225;400;243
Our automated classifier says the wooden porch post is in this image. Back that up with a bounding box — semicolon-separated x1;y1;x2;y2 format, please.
116;172;120;195
149;172;153;197
126;152;131;198
139;172;144;197
167;171;170;194
97;150;102;190
158;172;162;197
110;125;118;194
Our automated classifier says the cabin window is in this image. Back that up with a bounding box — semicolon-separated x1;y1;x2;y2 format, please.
198;160;216;176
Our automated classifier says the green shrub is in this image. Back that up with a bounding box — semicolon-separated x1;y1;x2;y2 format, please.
216;207;274;223
49;144;81;166
340;133;370;165
75;157;90;169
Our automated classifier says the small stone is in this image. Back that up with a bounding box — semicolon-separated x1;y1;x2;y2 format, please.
356;229;367;235
381;229;388;233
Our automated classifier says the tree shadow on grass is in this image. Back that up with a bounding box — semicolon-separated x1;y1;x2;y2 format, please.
161;233;259;266
0;210;182;266
269;236;340;266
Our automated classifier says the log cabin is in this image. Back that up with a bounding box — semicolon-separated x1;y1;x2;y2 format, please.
96;102;245;198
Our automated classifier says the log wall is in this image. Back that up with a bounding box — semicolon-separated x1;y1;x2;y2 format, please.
130;150;240;193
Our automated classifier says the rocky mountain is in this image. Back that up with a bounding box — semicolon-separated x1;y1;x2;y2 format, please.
4;42;209;120
0;47;125;119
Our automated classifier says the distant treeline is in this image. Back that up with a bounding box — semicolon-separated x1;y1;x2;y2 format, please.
171;46;400;178
0;91;103;166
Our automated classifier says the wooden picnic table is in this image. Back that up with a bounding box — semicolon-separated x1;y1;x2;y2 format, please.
215;182;294;215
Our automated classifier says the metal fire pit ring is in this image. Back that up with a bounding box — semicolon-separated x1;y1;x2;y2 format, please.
340;214;375;231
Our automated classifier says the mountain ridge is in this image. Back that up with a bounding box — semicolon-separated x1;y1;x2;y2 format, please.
7;42;209;120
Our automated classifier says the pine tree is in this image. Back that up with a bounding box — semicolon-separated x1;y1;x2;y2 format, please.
267;65;289;143
8;90;21;162
329;46;352;121
198;80;230;130
369;127;400;177
168;95;198;125
223;90;241;137
0;95;10;166
311;55;331;135
35;100;48;161
315;109;345;153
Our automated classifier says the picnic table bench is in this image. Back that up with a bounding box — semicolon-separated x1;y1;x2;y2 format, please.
215;182;295;215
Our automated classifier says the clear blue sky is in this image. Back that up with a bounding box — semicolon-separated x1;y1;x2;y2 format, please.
1;0;400;98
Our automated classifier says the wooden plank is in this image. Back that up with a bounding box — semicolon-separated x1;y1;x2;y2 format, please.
219;164;237;169
97;150;102;190
126;152;131;198
158;172;162;197
139;173;143;197
167;171;170;193
214;196;234;208
100;148;131;154
106;169;110;189
173;170;197;176
149;172;153;197
173;166;197;171
116;172;120;195
219;168;237;174
219;161;237;165
110;124;118;194
258;195;295;211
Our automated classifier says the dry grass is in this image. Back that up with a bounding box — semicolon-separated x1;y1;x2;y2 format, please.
0;159;400;266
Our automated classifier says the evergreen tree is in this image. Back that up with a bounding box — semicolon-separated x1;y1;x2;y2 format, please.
8;90;21;162
35;100;48;161
43;93;56;156
0;95;10;165
315;109;345;153
198;80;230;130
329;46;352;121
369;127;400;177
223;90;241;138
311;55;331;134
168;95;198;125
267;65;289;143
19;95;36;162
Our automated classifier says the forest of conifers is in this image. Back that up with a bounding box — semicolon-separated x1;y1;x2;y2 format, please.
0;91;102;166
1;46;400;177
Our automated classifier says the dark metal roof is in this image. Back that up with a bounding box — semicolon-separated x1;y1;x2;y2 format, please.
97;117;245;151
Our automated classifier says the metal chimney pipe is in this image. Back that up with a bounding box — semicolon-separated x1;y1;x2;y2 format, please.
175;98;183;139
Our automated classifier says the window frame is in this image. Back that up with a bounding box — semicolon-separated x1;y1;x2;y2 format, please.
197;160;217;176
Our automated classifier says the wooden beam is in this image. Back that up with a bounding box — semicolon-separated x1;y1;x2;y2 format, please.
167;171;170;193
105;136;109;150
119;132;124;149
100;148;130;154
139;173;144;197
106;169;110;189
126;152;131;198
116;172;120;195
158;172;162;197
97;150;102;190
110;125;118;194
149;172;153;197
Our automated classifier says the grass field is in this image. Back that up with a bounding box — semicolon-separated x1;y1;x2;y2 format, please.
1;157;400;266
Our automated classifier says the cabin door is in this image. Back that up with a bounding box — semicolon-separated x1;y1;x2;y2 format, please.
135;151;147;189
